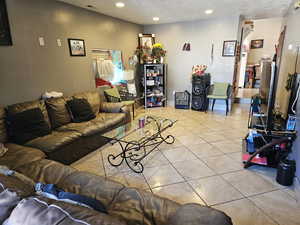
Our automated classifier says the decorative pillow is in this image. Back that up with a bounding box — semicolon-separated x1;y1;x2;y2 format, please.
66;98;96;123
7;108;51;144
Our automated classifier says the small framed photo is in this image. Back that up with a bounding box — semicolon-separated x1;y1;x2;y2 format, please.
138;33;155;49
222;40;237;57
68;38;86;56
251;39;264;49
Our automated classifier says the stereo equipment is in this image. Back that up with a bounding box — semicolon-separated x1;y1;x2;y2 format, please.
191;74;211;111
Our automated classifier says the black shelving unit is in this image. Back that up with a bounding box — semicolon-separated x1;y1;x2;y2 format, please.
143;64;167;108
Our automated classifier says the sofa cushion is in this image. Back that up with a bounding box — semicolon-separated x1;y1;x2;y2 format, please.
8;108;51;144
0;174;35;197
94;113;126;130
167;204;233;225
5;197;126;225
67;98;96;123
0;107;8;143
46;97;72;129
6;100;51;128
73;91;101;115
24;131;82;153
15;159;77;185
0;143;46;170
57;121;106;137
107;187;181;225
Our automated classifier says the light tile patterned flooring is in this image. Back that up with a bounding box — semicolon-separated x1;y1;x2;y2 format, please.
72;104;300;225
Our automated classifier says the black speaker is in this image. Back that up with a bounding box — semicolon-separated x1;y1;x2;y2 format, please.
191;74;211;111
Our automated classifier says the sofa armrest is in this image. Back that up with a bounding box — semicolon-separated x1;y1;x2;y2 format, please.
167;203;233;225
101;102;131;124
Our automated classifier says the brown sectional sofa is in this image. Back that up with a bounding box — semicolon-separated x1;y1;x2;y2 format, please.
1;91;130;164
0;90;233;225
0;148;232;225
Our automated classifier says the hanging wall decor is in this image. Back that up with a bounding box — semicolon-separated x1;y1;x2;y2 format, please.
68;39;86;56
251;39;264;49
182;43;191;51
222;40;237;57
0;0;12;46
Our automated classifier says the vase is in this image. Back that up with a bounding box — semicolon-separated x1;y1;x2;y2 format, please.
160;57;164;64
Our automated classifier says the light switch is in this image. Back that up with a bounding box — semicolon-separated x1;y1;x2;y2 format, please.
57;39;62;47
38;37;45;46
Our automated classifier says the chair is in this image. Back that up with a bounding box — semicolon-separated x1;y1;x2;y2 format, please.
207;82;232;115
104;86;137;119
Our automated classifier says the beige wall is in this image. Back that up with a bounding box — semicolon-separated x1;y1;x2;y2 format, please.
0;0;142;106
144;17;240;103
276;1;300;116
247;18;283;64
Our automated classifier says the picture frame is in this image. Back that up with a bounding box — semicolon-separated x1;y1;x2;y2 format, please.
251;39;264;49
222;40;237;57
68;38;86;56
0;0;12;46
138;33;155;49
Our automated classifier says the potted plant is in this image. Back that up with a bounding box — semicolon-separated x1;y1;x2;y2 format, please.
151;43;166;63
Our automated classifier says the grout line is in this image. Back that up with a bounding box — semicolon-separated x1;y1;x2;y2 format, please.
158;147;209;206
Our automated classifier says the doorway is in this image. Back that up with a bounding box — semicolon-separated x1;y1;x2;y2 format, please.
235;18;283;100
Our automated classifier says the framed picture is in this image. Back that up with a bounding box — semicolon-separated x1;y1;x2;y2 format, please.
0;0;12;46
68;39;86;56
138;33;155;49
251;39;264;49
222;40;237;57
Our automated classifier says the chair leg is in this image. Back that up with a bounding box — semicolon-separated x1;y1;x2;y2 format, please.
225;99;229;116
132;104;135;119
212;99;216;111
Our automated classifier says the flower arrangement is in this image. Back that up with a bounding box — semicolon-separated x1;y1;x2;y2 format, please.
135;45;152;63
192;65;208;76
151;43;166;62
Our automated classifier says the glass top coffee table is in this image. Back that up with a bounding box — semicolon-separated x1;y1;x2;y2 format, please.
102;116;177;173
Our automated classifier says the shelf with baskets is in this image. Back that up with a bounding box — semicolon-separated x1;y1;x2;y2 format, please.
143;64;167;108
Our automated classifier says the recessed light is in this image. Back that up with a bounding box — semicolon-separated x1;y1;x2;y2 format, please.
153;17;160;21
115;2;125;8
205;9;214;14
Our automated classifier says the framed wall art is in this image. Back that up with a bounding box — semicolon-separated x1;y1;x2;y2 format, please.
138;33;155;49
222;40;237;57
251;39;264;49
68;39;86;56
0;0;12;46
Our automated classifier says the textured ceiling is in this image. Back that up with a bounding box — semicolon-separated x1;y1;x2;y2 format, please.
57;0;292;25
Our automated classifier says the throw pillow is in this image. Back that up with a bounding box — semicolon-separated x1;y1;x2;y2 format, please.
66;98;96;123
8;108;51;144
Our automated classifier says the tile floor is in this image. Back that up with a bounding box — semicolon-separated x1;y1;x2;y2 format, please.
72;104;300;225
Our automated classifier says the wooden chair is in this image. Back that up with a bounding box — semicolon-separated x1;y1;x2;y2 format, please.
207;82;232;115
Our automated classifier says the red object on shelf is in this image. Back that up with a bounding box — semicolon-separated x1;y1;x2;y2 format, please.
242;153;267;165
95;78;113;88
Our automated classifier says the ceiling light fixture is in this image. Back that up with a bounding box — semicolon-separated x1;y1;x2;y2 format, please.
153;17;160;22
115;2;125;8
205;9;214;14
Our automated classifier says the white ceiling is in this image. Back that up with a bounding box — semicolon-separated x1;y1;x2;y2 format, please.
57;0;292;25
